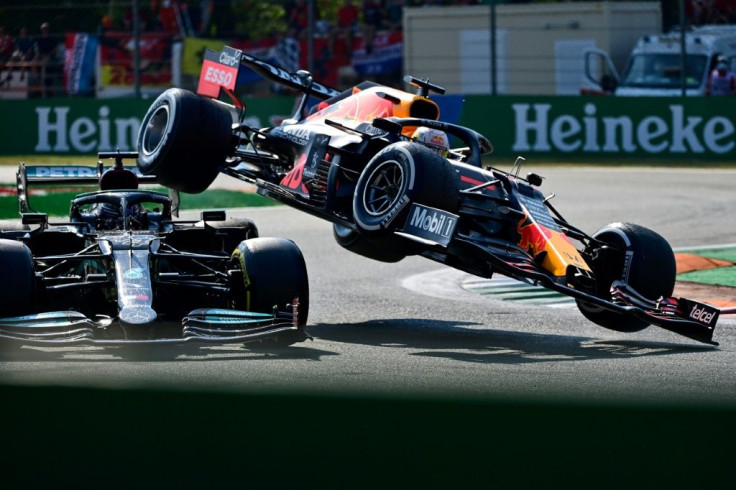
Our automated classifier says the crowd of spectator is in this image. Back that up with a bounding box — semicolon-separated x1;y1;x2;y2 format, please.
287;0;483;54
0;21;64;96
2;0;734;98
0;0;482;68
4;0;731;66
0;22;60;64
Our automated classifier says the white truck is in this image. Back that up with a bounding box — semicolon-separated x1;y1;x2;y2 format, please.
582;25;736;96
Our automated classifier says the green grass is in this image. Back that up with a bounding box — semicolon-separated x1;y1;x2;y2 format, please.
0;154;101;166
676;247;736;287
2;153;734;220
678;267;736;287
0;188;279;219
0;154;281;218
689;248;736;263
3;153;736;168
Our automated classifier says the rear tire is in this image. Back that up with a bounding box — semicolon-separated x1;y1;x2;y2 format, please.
576;222;676;333
0;239;34;317
353;142;459;236
137;88;234;193
231;237;309;347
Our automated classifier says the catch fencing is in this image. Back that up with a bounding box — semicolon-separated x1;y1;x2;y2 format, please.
5;1;723;99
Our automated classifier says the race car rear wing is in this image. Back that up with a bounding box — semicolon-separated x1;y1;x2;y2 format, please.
196;45;341;106
16;151;157;214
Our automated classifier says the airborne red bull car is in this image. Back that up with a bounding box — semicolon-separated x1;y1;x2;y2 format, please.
135;46;721;345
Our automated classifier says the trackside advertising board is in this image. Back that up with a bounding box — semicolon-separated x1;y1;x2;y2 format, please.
1;96;735;160
458;96;736;161
0;97;294;155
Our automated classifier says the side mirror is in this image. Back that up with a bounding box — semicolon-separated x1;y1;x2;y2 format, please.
22;213;49;228
201;210;226;222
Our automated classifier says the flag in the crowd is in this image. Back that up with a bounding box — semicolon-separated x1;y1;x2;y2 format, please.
351;32;403;78
64;33;98;95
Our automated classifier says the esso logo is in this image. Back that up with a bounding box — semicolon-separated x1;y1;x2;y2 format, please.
204;66;233;87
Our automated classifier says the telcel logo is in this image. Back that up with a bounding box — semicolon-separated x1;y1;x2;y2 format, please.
690;305;716;325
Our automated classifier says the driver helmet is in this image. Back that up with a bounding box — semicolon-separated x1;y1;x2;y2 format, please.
411;127;450;157
717;61;729;73
94;202;122;229
87;201;148;230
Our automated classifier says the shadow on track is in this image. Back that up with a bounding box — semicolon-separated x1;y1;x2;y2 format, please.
0;341;338;362
308;318;714;364
0;318;716;364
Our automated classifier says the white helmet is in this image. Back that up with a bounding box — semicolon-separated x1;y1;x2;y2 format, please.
411;127;450;156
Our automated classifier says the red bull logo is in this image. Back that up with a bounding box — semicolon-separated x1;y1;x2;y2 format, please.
412;127;450;155
306;86;439;136
517;217;552;257
517;215;591;276
307;89;394;126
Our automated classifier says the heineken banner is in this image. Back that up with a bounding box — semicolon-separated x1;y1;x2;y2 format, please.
0;97;295;155
0;96;734;160
458;96;736;161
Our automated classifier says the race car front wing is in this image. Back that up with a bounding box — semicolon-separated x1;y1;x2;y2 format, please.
455;237;719;345
0;305;305;346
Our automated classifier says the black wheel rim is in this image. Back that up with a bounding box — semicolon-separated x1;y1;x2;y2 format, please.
362;159;405;217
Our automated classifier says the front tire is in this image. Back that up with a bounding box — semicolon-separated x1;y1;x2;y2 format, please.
576;222;676;332
352;142;459;236
137;88;234;193
231;237;309;347
0;239;34;316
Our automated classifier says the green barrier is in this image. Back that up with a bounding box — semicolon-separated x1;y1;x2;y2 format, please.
461;95;736;161
2;95;735;160
0;96;295;155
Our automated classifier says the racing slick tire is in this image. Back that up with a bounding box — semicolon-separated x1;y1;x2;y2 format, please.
137;88;234;194
576;222;676;332
0;239;34;316
231;237;309;347
353;142;459;236
332;223;419;263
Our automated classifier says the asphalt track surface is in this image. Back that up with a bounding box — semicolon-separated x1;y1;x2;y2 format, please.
2;165;735;401
2;166;736;487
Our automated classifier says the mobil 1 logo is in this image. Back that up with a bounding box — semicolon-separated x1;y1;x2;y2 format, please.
402;203;458;247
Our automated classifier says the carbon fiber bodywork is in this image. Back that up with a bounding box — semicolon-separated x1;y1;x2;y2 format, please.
0;154;308;346
133;48;719;345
